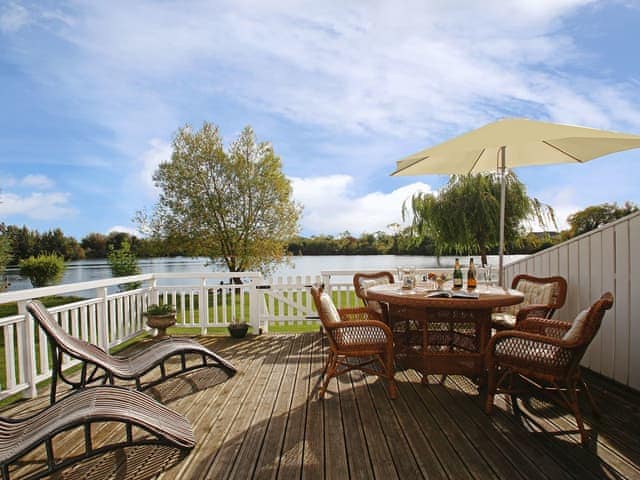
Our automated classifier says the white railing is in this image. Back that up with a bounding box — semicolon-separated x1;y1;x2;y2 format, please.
0;272;263;399
0;267;455;399
503;211;640;391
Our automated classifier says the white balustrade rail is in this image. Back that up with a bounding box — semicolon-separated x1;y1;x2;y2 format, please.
0;267;455;399
503;211;640;391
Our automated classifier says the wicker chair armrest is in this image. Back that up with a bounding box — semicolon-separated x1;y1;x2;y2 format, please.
338;307;383;322
516;317;571;338
325;320;393;341
515;304;553;322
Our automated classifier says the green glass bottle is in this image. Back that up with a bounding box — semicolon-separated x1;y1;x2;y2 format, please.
453;258;463;289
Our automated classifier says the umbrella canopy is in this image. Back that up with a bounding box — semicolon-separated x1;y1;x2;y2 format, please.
392;118;640;284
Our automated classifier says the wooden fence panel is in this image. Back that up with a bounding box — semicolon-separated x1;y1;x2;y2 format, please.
614;222;630;384
502;211;640;390
629;217;640;390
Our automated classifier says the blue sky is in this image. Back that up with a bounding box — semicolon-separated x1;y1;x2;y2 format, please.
1;0;639;239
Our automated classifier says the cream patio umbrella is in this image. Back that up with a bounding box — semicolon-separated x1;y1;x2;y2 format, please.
391;118;640;285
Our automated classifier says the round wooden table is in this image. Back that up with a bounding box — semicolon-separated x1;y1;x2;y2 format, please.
366;283;524;383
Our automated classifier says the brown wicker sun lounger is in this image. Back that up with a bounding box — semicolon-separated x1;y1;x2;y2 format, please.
27;300;237;403
0;386;195;480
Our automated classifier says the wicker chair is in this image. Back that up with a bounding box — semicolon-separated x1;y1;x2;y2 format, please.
0;386;195;480
492;274;567;330
27;300;237;404
485;292;614;445
353;271;395;321
310;286;396;399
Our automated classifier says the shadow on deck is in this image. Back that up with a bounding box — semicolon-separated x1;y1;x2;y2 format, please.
2;333;639;479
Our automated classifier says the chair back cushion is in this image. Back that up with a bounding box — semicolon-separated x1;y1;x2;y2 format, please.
353;272;394;317
319;292;341;324
562;309;589;344
501;279;555;316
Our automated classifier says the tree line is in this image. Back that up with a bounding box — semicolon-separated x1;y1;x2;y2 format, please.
0;225;190;264
0;200;637;269
1;122;637;282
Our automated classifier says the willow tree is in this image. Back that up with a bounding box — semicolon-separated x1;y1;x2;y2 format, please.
138;123;301;277
404;172;555;266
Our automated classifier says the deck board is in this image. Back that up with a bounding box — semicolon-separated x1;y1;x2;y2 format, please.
3;332;640;480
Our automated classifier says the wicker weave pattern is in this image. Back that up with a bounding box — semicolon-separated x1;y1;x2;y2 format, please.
486;292;614;445
27;300;237;403
494;336;571;371
0;386;195;479
311;287;396;399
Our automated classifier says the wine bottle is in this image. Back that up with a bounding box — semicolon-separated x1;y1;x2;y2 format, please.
467;257;477;289
453;258;463;289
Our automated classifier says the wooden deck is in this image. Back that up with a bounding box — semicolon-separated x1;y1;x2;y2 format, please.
3;332;640;479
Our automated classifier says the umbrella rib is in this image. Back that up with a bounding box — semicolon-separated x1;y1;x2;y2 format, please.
392;155;430;175
542;140;585;163
468;148;486;174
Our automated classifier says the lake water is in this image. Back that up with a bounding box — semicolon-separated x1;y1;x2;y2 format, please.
2;254;527;292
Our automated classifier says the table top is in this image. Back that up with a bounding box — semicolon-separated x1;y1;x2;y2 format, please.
366;283;524;310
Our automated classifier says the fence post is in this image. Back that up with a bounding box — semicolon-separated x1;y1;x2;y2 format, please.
199;277;208;335
18;300;38;398
96;287;110;351
151;277;159;305
250;276;265;334
322;273;332;294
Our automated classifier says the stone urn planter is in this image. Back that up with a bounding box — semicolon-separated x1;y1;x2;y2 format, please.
227;322;250;339
143;304;176;337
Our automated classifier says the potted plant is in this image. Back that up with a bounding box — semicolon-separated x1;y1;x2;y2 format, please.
143;303;177;337
227;319;250;339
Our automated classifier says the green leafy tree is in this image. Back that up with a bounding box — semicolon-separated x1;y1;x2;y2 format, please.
138;122;301;277
567;202;638;237
0;233;11;288
107;240;141;290
81;233;109;258
19;253;66;288
0;235;10;270
5;225;39;260
404;172;556;265
40;228;84;260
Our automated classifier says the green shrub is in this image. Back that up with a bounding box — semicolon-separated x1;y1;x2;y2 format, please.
0;235;10;290
0;235;10;273
143;303;176;316
19;253;66;288
107;240;141;290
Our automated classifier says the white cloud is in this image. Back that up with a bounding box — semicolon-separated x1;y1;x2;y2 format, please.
291;175;432;235
138;138;172;195
12;0;639;164
21;174;54;189
0;2;29;33
108;225;141;237
0;192;75;220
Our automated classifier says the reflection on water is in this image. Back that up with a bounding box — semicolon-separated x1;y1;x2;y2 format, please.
2;254;527;293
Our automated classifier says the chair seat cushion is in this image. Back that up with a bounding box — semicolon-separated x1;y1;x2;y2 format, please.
491;312;516;329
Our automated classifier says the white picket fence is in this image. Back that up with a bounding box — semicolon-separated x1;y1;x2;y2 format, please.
1;268;452;399
503;211;640;391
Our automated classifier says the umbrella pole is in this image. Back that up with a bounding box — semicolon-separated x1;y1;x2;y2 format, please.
498;146;506;287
